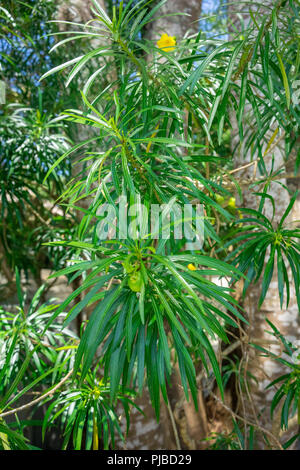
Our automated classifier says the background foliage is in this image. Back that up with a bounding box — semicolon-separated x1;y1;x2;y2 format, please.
0;0;300;451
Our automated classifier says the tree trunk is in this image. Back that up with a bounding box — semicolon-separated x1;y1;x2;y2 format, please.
145;0;202;40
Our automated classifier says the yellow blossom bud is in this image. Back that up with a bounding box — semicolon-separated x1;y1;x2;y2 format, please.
157;33;176;52
188;263;197;271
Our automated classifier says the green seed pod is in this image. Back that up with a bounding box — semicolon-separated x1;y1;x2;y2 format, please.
128;271;143;292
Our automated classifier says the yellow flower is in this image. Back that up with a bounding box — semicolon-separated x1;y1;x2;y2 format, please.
157;33;176;52
188;263;197;271
237;210;243;228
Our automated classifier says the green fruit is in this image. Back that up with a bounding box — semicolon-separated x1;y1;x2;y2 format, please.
215;194;225;204
128;271;143;292
123;255;138;274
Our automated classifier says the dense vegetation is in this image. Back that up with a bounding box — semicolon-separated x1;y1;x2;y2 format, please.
0;0;300;450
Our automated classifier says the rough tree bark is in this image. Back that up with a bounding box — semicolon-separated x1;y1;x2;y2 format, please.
145;0;202;40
